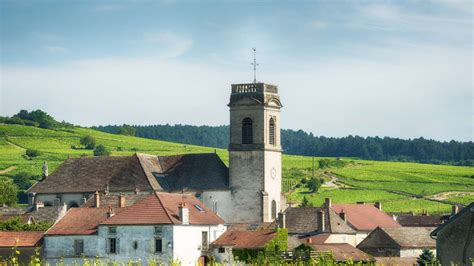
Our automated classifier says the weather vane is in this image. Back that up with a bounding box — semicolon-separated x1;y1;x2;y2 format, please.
251;47;259;83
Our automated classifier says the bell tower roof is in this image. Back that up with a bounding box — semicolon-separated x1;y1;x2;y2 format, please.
229;82;282;108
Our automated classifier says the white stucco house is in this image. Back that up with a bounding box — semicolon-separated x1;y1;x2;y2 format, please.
43;192;227;265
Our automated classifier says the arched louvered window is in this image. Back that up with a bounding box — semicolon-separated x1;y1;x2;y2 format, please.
269;118;276;145
271;200;277;220
242;118;253;144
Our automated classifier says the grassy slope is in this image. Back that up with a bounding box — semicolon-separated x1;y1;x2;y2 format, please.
1;124;473;214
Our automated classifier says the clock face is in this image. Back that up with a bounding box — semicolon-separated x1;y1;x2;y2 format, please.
271;167;276;179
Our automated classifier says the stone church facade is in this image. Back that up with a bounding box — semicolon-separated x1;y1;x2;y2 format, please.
28;82;284;224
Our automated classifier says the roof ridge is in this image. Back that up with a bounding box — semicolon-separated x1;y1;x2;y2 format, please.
154;192;176;224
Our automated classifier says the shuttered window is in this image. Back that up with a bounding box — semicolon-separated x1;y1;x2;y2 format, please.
269;118;276;145
242;118;253;144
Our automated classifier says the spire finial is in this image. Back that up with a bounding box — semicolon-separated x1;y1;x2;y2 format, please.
251;47;259;83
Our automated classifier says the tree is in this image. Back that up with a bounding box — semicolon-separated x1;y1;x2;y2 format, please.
118;124;136;136
299;196;313;207
12;172;38;190
80;135;96;150
417;249;437;266
0;178;19;206
94;144;110;156
307;177;321;193
25;149;41;158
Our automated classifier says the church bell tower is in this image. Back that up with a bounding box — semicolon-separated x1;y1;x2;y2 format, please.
228;82;282;223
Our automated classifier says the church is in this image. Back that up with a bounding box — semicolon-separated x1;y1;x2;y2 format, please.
28;82;284;223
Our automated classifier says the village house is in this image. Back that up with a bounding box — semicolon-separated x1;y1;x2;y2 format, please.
27;82;285;224
296;241;374;263
43;192;226;265
282;198;401;247
210;229;285;264
0;231;44;264
357;226;436;258
430;202;474;265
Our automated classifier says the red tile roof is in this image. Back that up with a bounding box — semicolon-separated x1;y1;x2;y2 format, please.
309;243;374;262
46;208;112;235
0;232;44;247
101;192;224;225
331;204;401;231
211;230;277;249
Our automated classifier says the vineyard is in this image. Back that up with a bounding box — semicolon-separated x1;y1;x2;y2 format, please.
0;124;473;213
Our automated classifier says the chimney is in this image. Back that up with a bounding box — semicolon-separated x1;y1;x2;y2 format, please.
317;210;325;232
451;205;459;216
339;209;347;222
119;193;126;208
374;202;382;211
278;212;286;229
94;191;100;208
80;197;87;206
42;161;48;179
134;187;140;195
324;198;332;208
34;201;44;210
307;237;312;244
107;205;115;218
179;202;189;225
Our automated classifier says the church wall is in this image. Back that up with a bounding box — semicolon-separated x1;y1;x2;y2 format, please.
229;151;264;223
263;150;282;221
229;106;265;145
201;190;232;222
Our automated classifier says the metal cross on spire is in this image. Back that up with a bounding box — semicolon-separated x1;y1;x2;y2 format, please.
251;47;259;83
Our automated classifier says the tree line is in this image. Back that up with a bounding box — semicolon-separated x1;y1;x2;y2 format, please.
94;124;474;165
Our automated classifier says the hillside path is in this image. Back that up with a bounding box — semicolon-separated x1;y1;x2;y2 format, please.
0;166;17;174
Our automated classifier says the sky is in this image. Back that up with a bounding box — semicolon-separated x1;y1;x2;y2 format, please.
0;0;472;141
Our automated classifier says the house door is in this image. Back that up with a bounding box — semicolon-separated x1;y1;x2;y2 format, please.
201;231;208;251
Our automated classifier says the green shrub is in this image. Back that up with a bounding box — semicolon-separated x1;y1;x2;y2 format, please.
80;135;96;150
25;149;41;157
0;178;19;206
94;145;110;156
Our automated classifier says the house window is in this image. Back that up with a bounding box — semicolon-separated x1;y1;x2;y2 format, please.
271;200;277;220
108;227;116;234
269;118;276;145
154;226;162;235
74;239;84;256
212;201;218;213
218;247;225;253
155;238;163;253
242;118;253;144
133;241;138;250
201;231;208;251
109;238;117;254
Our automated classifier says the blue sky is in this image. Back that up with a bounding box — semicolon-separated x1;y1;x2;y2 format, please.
1;0;472;141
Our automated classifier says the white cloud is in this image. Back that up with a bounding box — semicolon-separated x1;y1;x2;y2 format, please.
311;20;327;30
144;31;193;58
43;45;68;53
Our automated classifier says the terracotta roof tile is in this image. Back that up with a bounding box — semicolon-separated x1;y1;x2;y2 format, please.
0;231;44;247
46;208;112;235
211;230;277;249
309;243;374;262
331;204;400;231
101;192;224;225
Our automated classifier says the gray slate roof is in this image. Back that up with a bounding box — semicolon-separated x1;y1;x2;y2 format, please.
29;153;229;194
381;227;436;248
284;207;355;235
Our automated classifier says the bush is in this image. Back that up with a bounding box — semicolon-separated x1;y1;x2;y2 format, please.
0;178;19;206
12;172;39;190
307;177;321;193
5;116;25;125
299;196;313;207
80;135;96;150
94;145;110;156
417;249;437;266
25;149;41;157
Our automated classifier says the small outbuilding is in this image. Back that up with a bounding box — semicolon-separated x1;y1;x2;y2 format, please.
357;226;436;258
0;231;44;264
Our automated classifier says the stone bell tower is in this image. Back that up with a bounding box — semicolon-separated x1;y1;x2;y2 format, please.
228;82;282;223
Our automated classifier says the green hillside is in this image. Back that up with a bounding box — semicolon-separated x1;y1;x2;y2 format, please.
1;124;473;214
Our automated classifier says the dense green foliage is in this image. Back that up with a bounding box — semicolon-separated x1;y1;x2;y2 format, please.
232;229;288;263
0;178;19;206
25;149;40;158
1;109;72;129
0;217;51;231
417;249;437;266
93;144;111;156
95;124;474;165
80;135;96;150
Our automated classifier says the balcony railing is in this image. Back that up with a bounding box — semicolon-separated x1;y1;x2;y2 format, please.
231;83;278;94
